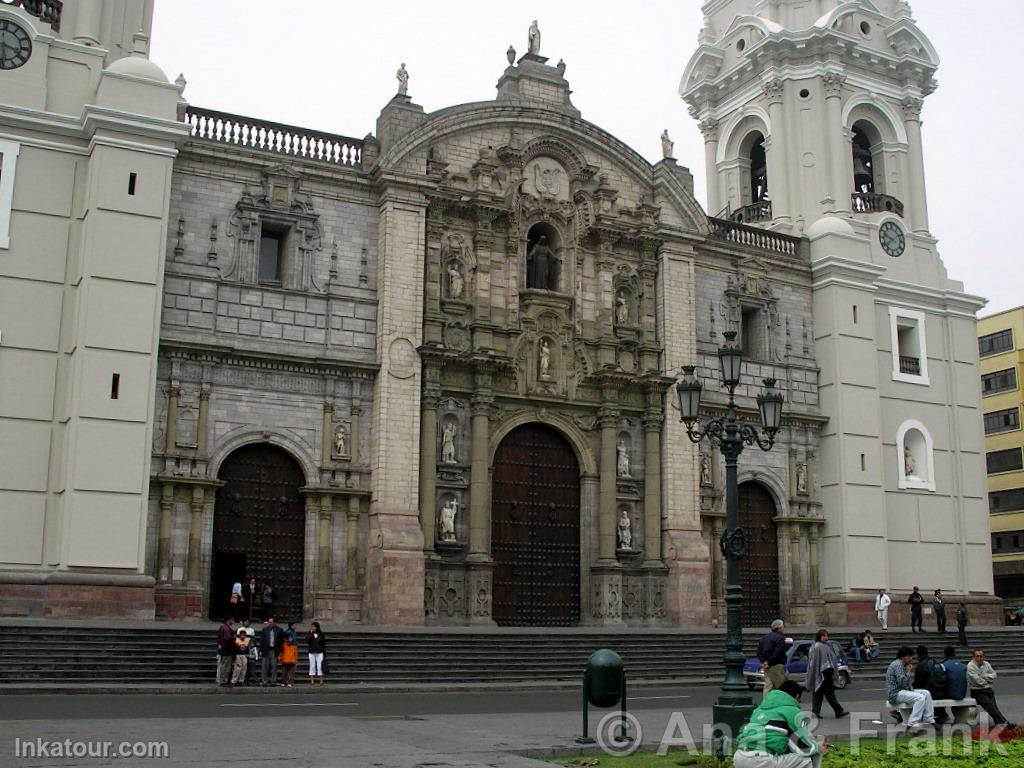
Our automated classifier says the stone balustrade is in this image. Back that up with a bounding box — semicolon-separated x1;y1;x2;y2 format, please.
707;216;804;258
851;191;905;217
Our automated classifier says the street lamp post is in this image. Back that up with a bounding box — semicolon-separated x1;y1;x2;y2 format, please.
675;330;784;750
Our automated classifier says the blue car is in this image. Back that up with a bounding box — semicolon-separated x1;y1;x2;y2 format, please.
743;639;852;690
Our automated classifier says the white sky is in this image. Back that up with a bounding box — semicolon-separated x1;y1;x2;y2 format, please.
151;1;1022;317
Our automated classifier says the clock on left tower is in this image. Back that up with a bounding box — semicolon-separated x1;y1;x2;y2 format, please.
0;18;31;70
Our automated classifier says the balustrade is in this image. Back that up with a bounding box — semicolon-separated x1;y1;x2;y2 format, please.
2;0;62;30
899;356;921;376
707;217;803;258
730;200;773;224
851;191;904;217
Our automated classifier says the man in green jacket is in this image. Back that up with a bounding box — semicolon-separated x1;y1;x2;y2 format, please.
734;680;825;768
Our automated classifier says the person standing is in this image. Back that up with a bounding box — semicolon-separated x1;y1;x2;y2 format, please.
940;646;968;701
238;618;257;685
908;587;925;632
756;619;791;694
733;680;825;768
956;602;969;647
243;577;259;622
805;629;848;720
967;649;1014;728
260;616;283;687
262;581;276;618
216;617;235;686
231;628;250;686
886;645;936;732
875;590;892;630
279;621;299;687
933;590;946;633
307;621;326;686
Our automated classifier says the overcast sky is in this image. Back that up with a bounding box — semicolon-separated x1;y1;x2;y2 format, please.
151;1;1021;317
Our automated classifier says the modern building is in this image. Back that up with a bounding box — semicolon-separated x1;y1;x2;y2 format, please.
0;0;999;626
979;307;1024;602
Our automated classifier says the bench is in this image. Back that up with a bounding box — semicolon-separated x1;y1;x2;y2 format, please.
885;698;978;726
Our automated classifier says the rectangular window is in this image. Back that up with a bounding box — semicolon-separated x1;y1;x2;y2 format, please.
740;306;765;360
987;448;1023;475
110;373;121;400
983;407;1020;435
982;368;1018;396
0;138;20;249
990;488;1024;514
889;307;929;384
979;329;1014;357
128;172;137;195
259;230;283;284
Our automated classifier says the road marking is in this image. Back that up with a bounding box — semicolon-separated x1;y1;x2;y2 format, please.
630;695;691;701
218;703;360;708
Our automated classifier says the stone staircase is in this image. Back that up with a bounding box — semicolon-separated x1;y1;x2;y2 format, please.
2;625;1022;690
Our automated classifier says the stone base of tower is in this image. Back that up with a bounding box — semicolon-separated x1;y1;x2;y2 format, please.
154;585;203;619
823;593;1004;628
0;572;155;620
664;530;712;625
364;508;425;625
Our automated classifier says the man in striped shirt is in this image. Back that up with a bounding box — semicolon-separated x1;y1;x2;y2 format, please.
886;645;936;732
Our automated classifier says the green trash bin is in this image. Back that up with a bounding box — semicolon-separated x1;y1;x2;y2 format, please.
576;648;630;745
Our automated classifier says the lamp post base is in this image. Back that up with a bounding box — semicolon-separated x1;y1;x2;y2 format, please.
712;700;755;755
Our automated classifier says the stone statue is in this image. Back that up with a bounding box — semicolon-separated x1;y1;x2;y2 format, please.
527;235;556;290
528;20;541;55
396;63;409;96
700;454;711;486
617;439;630;477
904;446;917;477
448;263;464;299
334;426;346;456
439;497;458;542
661;129;674;159
506;45;516;65
616;292;629;325
617;509;632;549
796;462;808;494
539;339;551;378
441;421;457;464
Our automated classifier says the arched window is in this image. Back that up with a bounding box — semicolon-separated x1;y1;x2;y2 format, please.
748;131;768;203
851;125;875;194
896;420;936;492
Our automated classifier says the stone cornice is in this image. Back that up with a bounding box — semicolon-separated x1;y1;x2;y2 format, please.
159;342;379;379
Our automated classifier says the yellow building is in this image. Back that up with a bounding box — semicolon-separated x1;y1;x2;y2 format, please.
980;307;1024;604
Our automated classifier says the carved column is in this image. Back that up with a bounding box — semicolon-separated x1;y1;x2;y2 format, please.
596;243;617;367
809;525;821;598
642;408;663;565
186;485;204;584
318;493;332;589
164;385;180;454
699;118;721;215
790;524;803;601
598;404;619;563
419;388;439;556
821;70;850;215
711;518;725;602
468;387;492;559
346;496;360;589
349;403;362;464
762;78;791;223
196;389;210;458
901;96;930;234
157;483;174;582
321;402;334;466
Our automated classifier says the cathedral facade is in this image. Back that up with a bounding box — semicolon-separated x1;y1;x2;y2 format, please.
0;0;999;626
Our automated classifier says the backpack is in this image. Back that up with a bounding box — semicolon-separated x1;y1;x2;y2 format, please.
931;660;949;690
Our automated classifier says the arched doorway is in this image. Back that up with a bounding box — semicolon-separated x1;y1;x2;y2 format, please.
738;481;780;626
491;423;580;626
209;443;306;621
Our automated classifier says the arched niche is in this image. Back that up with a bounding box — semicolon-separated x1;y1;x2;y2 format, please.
525;221;563;292
896;419;936;492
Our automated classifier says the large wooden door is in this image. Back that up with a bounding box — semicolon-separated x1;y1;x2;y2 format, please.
738;481;780;626
492;424;580;626
209;444;306;621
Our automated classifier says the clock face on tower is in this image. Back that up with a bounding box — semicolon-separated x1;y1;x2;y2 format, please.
0;19;31;70
879;220;906;257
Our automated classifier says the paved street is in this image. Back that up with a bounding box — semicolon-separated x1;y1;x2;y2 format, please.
3;677;1023;767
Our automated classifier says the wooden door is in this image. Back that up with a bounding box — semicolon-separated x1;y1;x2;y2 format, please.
738;481;780;626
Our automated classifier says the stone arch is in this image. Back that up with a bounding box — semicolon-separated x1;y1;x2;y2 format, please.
717;106;772;165
489;412;598;476
896;418;936;491
208;426;319;487
736;469;790;519
842;96;908;145
522;135;594;184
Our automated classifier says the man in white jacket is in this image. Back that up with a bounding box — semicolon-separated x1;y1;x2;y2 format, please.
875;590;892;630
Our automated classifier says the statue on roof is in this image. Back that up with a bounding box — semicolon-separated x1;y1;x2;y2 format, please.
528;20;541;55
396;63;409;96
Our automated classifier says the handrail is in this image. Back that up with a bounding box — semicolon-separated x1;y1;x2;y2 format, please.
183;106;363;167
707;217;803;258
851;192;904;217
2;0;62;31
730;200;773;224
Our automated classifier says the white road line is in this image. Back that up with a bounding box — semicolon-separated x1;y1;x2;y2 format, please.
219;702;360;707
630;695;692;701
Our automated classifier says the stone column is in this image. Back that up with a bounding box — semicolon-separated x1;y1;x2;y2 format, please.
711;518;725;602
349;404;362;464
318;493;332;589
790;524;803;600
699;118;721;215
823;70;851;215
186;485;204;584
196;389;210;458
901;96;930;234
157;482;174;582
809;526;821;597
419;389;439;556
73;0;102;45
303;495;318;617
598;404;619;563
321;402;334;466
468;388;492;559
164;385;180;454
762;78;791;224
346;496;360;589
642;408;663;566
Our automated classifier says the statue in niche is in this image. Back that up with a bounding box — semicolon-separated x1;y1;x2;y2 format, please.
616;292;629;325
441;421;457;464
448;263;464;299
439;498;458;543
396;63;409;95
617;439;631;477
904;445;917;478
661;129;674;159
796;462;808;494
334;426;347;457
617;509;633;549
700;454;712;486
539;339;551;378
528;19;541;55
527;235;556;290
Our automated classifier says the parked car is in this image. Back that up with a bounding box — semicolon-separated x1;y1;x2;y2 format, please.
743;639;851;690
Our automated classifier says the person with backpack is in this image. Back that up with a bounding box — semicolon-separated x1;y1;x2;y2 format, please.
913;645;948;700
941;646;968;701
